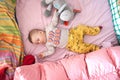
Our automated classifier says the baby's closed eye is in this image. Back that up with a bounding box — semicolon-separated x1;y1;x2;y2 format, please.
35;38;41;44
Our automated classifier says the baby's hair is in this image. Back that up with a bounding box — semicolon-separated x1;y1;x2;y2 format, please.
28;29;43;43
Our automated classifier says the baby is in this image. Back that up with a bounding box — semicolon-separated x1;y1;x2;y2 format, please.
28;11;102;58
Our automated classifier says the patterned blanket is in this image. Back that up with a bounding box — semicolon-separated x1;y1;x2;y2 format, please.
108;0;120;44
0;0;24;79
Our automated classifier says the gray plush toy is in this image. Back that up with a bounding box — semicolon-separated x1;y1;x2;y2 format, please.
41;0;80;25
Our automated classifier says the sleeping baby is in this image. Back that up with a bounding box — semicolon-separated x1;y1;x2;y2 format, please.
28;11;102;58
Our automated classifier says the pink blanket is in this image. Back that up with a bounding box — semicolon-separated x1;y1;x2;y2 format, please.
16;0;118;61
14;46;120;80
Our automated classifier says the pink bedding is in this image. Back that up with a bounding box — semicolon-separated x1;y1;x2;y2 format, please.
14;46;120;80
16;0;118;61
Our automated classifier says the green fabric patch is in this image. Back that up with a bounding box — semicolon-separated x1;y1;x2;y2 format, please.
108;0;120;44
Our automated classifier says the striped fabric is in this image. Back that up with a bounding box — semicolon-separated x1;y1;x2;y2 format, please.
108;0;120;43
0;0;24;79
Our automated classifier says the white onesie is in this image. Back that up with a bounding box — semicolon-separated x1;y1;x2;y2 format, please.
43;12;69;56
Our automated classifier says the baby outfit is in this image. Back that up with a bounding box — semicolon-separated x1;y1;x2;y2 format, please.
66;24;100;54
43;12;101;57
43;24;101;57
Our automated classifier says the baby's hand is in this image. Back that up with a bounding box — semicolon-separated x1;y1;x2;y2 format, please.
38;53;44;58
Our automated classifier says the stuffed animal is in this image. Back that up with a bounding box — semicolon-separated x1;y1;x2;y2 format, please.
41;0;80;25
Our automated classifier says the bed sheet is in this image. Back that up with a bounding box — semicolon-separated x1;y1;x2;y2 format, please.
16;0;118;61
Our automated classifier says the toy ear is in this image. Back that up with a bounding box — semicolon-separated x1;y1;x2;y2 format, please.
41;0;48;7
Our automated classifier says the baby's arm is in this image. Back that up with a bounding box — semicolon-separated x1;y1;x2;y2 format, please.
51;10;59;27
39;44;55;58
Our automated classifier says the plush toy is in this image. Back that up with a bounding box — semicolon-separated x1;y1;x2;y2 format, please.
41;0;80;25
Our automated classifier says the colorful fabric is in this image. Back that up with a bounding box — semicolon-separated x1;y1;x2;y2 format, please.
66;24;100;54
108;0;120;43
0;0;24;79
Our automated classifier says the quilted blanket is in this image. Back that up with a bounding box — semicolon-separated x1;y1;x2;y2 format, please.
0;0;24;79
14;46;120;80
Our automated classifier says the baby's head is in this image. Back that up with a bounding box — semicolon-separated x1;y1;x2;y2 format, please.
28;29;46;44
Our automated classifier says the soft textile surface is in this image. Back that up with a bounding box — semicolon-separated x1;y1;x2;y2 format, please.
14;46;120;80
0;0;24;79
108;0;120;43
16;0;118;61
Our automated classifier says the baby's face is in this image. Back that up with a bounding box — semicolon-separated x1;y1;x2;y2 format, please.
31;30;46;44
